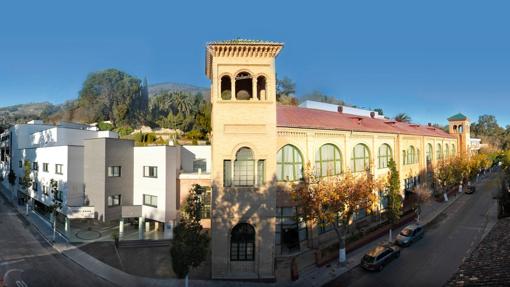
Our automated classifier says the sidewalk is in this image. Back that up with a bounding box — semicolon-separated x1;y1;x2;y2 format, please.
0;174;496;287
291;174;496;287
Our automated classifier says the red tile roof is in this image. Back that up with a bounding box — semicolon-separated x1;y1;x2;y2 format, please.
276;105;455;139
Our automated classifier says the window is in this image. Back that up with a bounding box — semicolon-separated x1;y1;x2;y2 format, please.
275;207;307;250
426;144;433;163
403;150;407;165
437;144;443;160
220;75;232;100
351;144;370;172
55;164;63;175
107;194;121;207
235;72;253;100
445;144;449;158
32;162;38;171
143;166;158;178
143;194;157;207
223;160;232;187
407;146;416;164
417;148;420;164
193;159;207;173
379;190;388;210
107;166;121;177
199;190;211;219
378;144;392;169
230;223;255;261
43;163;49;172
233;147;255;187
353;208;367;221
315;144;342;177
276;145;303;181
257;160;265;186
18;161;22;168
256;76;267;100
42;185;49;196
33;181;38;192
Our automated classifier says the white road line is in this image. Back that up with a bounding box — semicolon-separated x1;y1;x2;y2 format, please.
0;259;25;266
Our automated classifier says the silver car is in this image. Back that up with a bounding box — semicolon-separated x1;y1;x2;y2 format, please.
395;223;424;247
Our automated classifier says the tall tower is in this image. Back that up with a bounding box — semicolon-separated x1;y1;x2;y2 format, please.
448;113;471;155
206;40;283;280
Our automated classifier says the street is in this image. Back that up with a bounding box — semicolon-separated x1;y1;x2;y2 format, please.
326;175;500;287
0;193;114;287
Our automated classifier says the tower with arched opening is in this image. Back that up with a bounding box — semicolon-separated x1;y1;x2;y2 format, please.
206;39;283;280
448;113;471;155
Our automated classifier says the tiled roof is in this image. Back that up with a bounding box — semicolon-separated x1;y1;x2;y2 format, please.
448;113;468;121
276;105;455;139
208;39;283;45
446;217;510;286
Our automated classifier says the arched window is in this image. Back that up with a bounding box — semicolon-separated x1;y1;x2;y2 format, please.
403;150;407;165
235;72;252;100
378;144;392;169
276;145;303;181
220;75;232;100
437;144;443;160
351;144;370;172
315;144;342;177
257;76;266;100
458;125;464;134
230;223;255;261
407;146;416;164
426;144;433;163
417;148;420;164
445;144;450;158
452;144;456;156
233;147;255;186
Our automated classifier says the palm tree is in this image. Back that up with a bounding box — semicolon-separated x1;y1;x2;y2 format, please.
169;92;193;116
395;113;412;123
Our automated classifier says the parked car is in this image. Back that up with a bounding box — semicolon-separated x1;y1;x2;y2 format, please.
465;185;476;194
361;244;400;271
395;223;424;247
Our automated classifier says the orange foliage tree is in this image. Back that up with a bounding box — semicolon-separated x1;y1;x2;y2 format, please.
292;162;384;263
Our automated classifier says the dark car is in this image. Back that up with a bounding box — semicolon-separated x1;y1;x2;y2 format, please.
395;223;424;247
361;244;400;271
465;185;476;194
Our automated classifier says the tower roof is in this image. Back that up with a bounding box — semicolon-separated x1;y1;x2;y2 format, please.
205;39;284;79
448;113;468;121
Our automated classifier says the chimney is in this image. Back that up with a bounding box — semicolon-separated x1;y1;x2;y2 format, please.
370;112;376;118
428;123;432;127
337;106;343;113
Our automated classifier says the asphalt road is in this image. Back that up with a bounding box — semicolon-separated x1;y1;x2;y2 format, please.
326;175;500;287
0;194;114;287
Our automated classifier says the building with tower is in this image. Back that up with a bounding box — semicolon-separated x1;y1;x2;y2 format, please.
206;39;472;281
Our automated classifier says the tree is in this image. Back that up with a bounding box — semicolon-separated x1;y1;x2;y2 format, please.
170;184;210;280
394;113;411;123
168;92;193;116
8;169;16;201
276;76;297;105
48;179;62;242
293;163;382;264
374;108;384;116
386;159;402;241
21;160;33;214
413;184;431;222
78;69;146;126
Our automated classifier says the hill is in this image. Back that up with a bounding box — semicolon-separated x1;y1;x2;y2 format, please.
149;82;209;99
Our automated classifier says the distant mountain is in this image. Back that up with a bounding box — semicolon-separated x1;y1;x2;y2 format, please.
0;102;62;128
149;82;209;99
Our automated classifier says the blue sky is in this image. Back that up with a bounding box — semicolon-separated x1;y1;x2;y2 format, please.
1;0;509;126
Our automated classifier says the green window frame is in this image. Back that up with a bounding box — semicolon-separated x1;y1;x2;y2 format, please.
233;147;255;187
351;144;370;172
223;160;232;187
315;144;342;177
426;144;433;163
445;144;449;158
257;160;265;186
276;145;303;181
378;144;392;169
407;146;416;164
437;144;443;160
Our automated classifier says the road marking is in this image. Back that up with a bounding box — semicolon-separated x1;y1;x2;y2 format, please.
16;280;28;287
3;269;24;287
0;259;25;266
